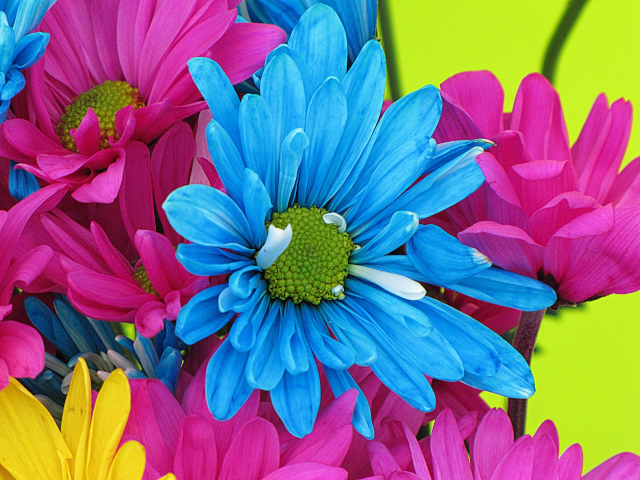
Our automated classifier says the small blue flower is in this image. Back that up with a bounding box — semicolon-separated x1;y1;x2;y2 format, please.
238;0;377;62
22;295;184;421
165;5;556;438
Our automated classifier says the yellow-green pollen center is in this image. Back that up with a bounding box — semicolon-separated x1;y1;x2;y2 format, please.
134;265;158;296
264;205;354;305
56;80;145;152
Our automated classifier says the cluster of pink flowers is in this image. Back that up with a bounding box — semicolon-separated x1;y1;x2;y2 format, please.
0;0;637;478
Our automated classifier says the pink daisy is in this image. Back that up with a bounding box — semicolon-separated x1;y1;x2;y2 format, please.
0;0;285;204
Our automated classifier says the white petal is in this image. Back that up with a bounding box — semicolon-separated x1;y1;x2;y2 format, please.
331;285;344;297
107;349;138;371
323;212;347;233
349;264;426;300
256;224;293;270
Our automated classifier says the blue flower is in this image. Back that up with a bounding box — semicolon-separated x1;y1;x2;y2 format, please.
238;0;377;62
22;295;184;421
164;5;556;438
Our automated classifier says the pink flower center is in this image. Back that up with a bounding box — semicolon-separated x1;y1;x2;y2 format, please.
56;80;145;152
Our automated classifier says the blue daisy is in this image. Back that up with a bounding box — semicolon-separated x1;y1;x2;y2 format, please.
164;5;556;438
237;0;377;62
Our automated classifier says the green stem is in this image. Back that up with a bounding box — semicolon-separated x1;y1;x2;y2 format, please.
542;0;590;84
507;309;547;439
378;0;401;100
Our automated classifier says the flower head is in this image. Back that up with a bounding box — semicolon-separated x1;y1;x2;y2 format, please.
0;358;158;479
434;71;640;305
0;0;285;203
164;6;556;438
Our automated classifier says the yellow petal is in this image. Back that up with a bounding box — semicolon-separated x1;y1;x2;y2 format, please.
61;358;91;480
0;378;70;480
157;475;177;480
0;463;15;480
107;440;146;480
86;368;131;480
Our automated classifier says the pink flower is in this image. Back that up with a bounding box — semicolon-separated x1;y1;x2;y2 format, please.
0;0;285;203
0;184;67;388
123;342;352;479
364;408;640;479
433;71;640;305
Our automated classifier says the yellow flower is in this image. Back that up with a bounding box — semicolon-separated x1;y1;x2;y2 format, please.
0;358;175;480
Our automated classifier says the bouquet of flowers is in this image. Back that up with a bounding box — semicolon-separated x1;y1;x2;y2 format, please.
0;0;638;478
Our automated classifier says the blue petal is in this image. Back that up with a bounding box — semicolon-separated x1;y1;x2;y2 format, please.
346;292;463;381
245;304;285;390
12;0;52;40
1;67;23;101
340;298;436;411
446;268;557;311
428;139;495;174
239;96;275;196
407;224;492;285
260;52;306;161
229;293;269;352
133;334;159;377
319;0;378;61
371;146;485;228
300;303;355;370
242;169;272;247
320;40;386;209
319;301;377;366
155;347;182;393
177;243;253;276
366;254;428;281
277;128;308;212
219;280;267;313
323;366;374;439
279;301;310;375
271;346;320;438
205;118;246;206
164;184;252;250
86;317;121;354
288;4;347;92
206;340;255;421
24;296;76;360
246;0;304;34
417;297;501;376
13;31;48;69
53;297;99;354
299;76;347;207
175;285;235;345
351;211;418;264
228;265;262;299
0;24;15;72
188;57;240;149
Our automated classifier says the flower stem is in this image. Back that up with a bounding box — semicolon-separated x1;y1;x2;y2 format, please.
507;308;546;438
378;0;401;100
541;0;590;84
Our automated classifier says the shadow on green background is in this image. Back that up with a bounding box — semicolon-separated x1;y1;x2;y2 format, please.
385;0;640;470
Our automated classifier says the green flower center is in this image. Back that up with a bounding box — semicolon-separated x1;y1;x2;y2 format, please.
134;265;158;296
264;205;354;305
56;80;145;152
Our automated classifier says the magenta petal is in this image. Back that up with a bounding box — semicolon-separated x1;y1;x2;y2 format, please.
605;156;640;207
218;418;280;480
510;73;571;162
0;357;8;389
90;222;136;281
533;420;559;452
71;155;126;203
173;415;218;480
531;434;558;480
71;108;101;156
471;408;514;480
440;71;504;138
0;321;44;379
2;119;68;159
135;300;168;338
430;410;473;480
572;94;632;203
491;130;532;171
151;122;196;245
508;160;579;217
368;441;401;477
543;205;617;302
135;230;187;296
263;463;348;480
282;389;357;467
430;381;489;425
433;92;484;143
120;142;155;244
557;444;583;480
491;436;534;480
4;246;53;301
208;22;287;85
582;452;640;480
599;206;640;295
126;379;186;477
382;419;431;480
529;192;601;246
459;221;544;277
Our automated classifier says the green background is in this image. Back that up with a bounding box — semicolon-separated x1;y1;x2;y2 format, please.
384;0;640;470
